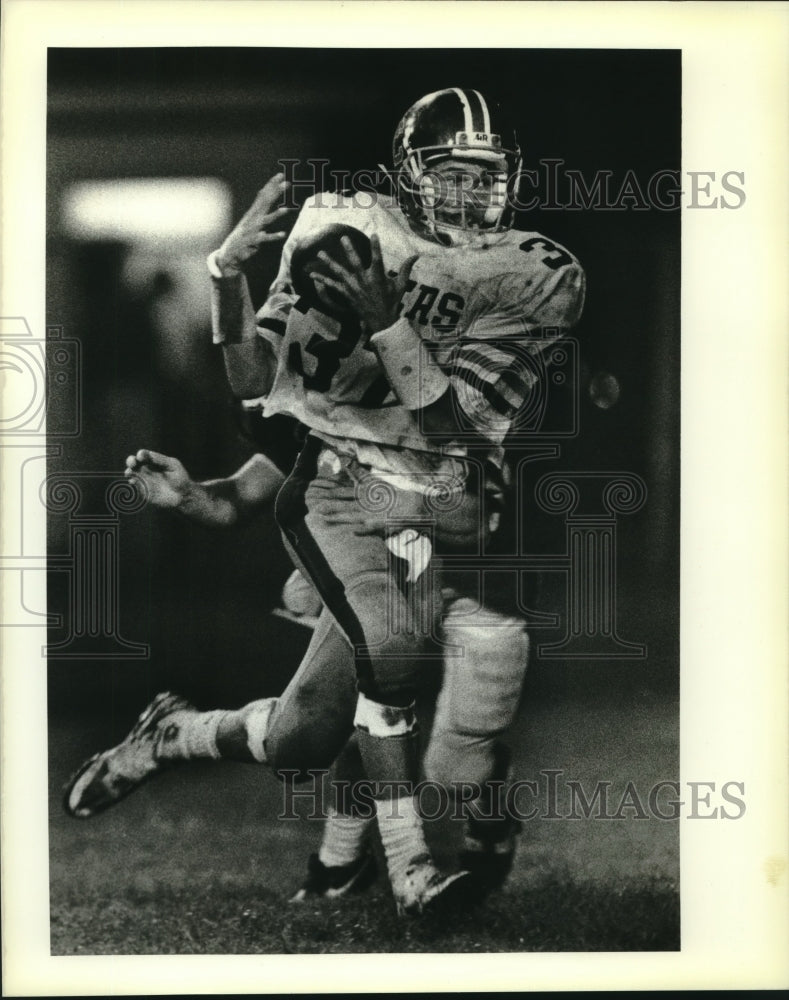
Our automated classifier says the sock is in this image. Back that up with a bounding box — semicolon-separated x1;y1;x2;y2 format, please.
375;794;431;887
354;693;432;888
156;709;226;761
318;807;374;869
237;698;277;762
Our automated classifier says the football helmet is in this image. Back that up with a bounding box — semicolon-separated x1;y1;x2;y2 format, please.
393;88;522;246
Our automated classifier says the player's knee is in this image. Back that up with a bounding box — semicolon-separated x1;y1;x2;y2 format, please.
364;632;426;697
356;641;428;704
442;599;528;638
265;730;336;782
264;690;351;777
347;580;430;702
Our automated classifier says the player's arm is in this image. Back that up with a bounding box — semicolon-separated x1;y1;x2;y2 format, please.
125;449;285;528
436;256;587;444
208;173;294;399
368;256;585;444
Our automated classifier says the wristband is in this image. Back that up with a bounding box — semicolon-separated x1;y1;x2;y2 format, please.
370;318;450;410
206;249;225;279
206;249;241;280
210;271;257;345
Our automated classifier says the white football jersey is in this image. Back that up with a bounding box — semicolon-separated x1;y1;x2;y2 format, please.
253;194;585;481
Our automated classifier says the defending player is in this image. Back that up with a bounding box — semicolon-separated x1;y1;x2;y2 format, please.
122;445;527;898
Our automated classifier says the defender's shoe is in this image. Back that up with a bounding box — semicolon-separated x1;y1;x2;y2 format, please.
393;856;473;917
289;851;378;902
63;692;195;818
460;818;521;898
460;741;520;897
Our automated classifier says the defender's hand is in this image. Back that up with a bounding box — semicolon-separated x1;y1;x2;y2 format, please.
309;480;422;536
214;173;294;276
312;234;417;334
124;449;193;509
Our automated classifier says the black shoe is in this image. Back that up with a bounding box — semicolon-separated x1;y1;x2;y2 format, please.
289;851;378;902
460;818;521;898
460;742;520;898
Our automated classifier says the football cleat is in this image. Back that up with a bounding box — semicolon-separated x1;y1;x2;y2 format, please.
289;851;378;903
393;855;474;917
63;691;195;819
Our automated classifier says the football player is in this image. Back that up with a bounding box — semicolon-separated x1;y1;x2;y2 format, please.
219;88;584;900
213;87;583;906
65;88;584;914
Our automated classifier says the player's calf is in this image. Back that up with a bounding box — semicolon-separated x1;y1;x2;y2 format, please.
354;693;474;915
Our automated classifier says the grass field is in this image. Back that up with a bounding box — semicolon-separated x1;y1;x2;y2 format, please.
49;657;679;954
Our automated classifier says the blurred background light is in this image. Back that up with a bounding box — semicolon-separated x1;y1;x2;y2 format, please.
61;177;232;245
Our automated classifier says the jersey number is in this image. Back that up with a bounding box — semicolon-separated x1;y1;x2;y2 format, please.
288;303;390;405
519;237;572;271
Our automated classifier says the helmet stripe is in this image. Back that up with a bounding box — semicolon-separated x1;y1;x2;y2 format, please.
450;87;474;133
470;90;491;134
459;89;487;134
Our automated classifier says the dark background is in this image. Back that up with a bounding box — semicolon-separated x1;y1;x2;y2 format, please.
46;47;680;718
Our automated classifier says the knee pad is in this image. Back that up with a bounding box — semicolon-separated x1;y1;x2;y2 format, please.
439;601;529;738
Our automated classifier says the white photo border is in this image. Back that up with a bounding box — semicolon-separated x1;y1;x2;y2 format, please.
1;0;787;993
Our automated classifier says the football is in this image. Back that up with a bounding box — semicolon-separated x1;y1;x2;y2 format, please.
290;223;373;313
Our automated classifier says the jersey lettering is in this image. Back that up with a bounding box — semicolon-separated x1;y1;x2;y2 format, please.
404;284;439;325
432;291;465;332
395;277;418;317
258;198;582;455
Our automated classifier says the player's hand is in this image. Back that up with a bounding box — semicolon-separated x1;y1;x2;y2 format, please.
310;481;422;536
214;173;294;276
312;234;417;335
317;499;390;536
124;449;193;509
